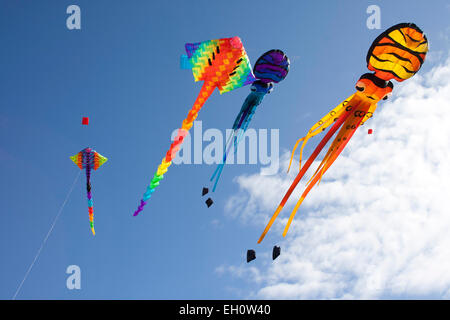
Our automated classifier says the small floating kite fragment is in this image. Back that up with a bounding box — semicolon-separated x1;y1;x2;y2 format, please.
272;246;281;260
247;249;256;263
205;198;213;208
70;147;107;235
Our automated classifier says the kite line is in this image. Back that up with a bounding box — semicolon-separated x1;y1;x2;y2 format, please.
12;170;81;300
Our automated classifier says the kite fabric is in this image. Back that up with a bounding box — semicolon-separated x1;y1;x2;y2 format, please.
210;49;290;192
258;23;428;243
133;37;255;216
70;147;108;235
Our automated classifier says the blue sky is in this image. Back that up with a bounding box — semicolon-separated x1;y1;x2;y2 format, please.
1;0;449;299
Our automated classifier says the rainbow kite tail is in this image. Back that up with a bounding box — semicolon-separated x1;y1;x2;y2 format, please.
134;81;216;216
86;168;95;235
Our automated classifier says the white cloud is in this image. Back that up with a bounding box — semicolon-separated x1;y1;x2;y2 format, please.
222;54;450;299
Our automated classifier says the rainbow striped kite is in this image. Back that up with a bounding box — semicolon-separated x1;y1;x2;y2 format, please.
70;147;108;235
134;36;255;216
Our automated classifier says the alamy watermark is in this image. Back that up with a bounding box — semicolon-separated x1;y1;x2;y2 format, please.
66;5;81;30
366;5;381;30
170;121;280;175
66;265;81;290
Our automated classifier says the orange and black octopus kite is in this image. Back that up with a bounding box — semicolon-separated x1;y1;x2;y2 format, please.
258;23;429;243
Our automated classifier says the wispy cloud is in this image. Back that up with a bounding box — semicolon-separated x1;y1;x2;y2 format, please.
221;54;450;299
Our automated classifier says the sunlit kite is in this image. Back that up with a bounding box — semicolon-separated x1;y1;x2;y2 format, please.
258;23;428;242
134;37;255;216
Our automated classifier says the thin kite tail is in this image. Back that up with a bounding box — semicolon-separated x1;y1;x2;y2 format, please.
234;103;258;153
86;169;95;235
287;94;356;173
209;94;263;191
134;81;216;216
210;126;238;192
209;100;254;192
209;136;232;185
282;110;368;237
257;103;355;243
210;160;225;192
233;111;249;153
231;100;250;130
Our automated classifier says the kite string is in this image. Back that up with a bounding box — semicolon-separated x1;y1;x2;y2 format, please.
12;170;81;300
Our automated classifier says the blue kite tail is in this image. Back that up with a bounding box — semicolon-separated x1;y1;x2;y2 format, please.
210;127;238;191
210;103;248;187
233;102;259;154
209;91;266;192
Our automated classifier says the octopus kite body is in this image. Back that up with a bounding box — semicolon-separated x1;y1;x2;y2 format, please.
70;147;108;235
210;50;290;192
258;23;428;243
134;37;256;216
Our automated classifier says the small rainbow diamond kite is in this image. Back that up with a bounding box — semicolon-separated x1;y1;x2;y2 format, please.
70;147;108;235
